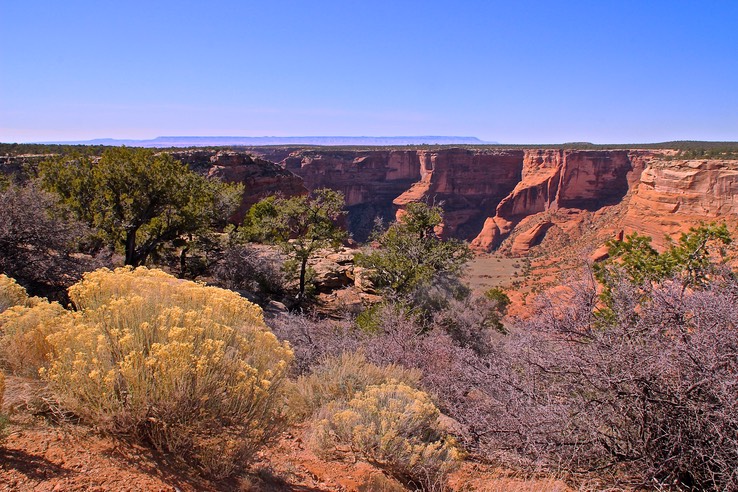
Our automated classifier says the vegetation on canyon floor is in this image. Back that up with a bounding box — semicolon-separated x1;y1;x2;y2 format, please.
1;147;738;490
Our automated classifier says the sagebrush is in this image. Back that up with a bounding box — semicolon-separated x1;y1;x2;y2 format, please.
42;266;293;479
311;382;458;491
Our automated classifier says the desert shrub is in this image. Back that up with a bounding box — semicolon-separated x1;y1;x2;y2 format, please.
290;352;420;420
0;299;68;377
0;183;98;300
0;274;30;313
42;266;293;479
211;243;286;299
267;312;360;375
432;292;509;355
478;275;738;490
311;382;458;490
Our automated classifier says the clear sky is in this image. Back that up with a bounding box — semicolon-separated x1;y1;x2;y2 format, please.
1;0;737;144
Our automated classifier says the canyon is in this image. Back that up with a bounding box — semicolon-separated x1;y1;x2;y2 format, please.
172;147;738;258
2;146;736;260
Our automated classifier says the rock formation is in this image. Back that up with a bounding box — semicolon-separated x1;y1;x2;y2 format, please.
623;159;738;247
6;147;736;259
171;150;307;223
470;150;646;252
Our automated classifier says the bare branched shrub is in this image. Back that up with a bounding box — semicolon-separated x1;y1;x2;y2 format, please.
478;274;738;490
42;267;293;479
267;312;360;375
290;352;420;420
431;293;508;355
211;244;286;299
0;299;68;377
359;306;492;450
311;382;459;491
0;183;100;300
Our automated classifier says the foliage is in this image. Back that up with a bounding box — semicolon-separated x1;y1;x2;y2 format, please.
240;188;347;304
290;352;420;420
0;183;97;298
594;223;732;317
40;148;242;267
41;267;293;479
266;313;360;375
0;274;31;313
0;298;68;377
356;202;472;306
432;291;509;354
311;382;459;490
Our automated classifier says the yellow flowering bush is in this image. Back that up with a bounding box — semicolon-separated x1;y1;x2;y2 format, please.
0;298;68;377
43;267;293;478
290;352;421;420
311;382;459;490
0;274;30;313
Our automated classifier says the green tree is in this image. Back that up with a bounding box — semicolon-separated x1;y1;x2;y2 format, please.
40;147;242;267
356;202;472;298
594;223;732;312
240;188;347;304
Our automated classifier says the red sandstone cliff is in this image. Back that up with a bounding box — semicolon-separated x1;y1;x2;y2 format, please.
623;159;738;247
163;148;738;256
171;150;307;223
280;149;523;241
470;150;648;253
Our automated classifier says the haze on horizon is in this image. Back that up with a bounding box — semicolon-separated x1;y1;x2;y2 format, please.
1;1;737;145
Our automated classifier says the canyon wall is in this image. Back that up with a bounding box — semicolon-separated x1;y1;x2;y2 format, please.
623;159;738;247
170;150;307;223
167;148;737;254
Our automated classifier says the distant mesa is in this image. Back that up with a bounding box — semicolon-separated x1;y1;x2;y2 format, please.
37;136;493;147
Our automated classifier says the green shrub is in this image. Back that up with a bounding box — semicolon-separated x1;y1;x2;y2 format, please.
311;382;458;490
290;352;420;420
42;266;293;479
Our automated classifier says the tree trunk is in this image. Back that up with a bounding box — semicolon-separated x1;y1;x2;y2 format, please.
125;228;139;266
297;256;308;305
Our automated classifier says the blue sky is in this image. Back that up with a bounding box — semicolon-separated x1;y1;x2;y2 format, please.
1;1;737;143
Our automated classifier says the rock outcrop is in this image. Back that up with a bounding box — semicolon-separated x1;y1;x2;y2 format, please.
281;150;421;241
392;149;524;238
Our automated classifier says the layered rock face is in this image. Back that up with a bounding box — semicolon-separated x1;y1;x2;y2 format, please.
281;151;423;241
164;148;738;256
171;150;307;223
282;149;523;241
392;149;524;238
470;150;643;252
623;159;738;247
